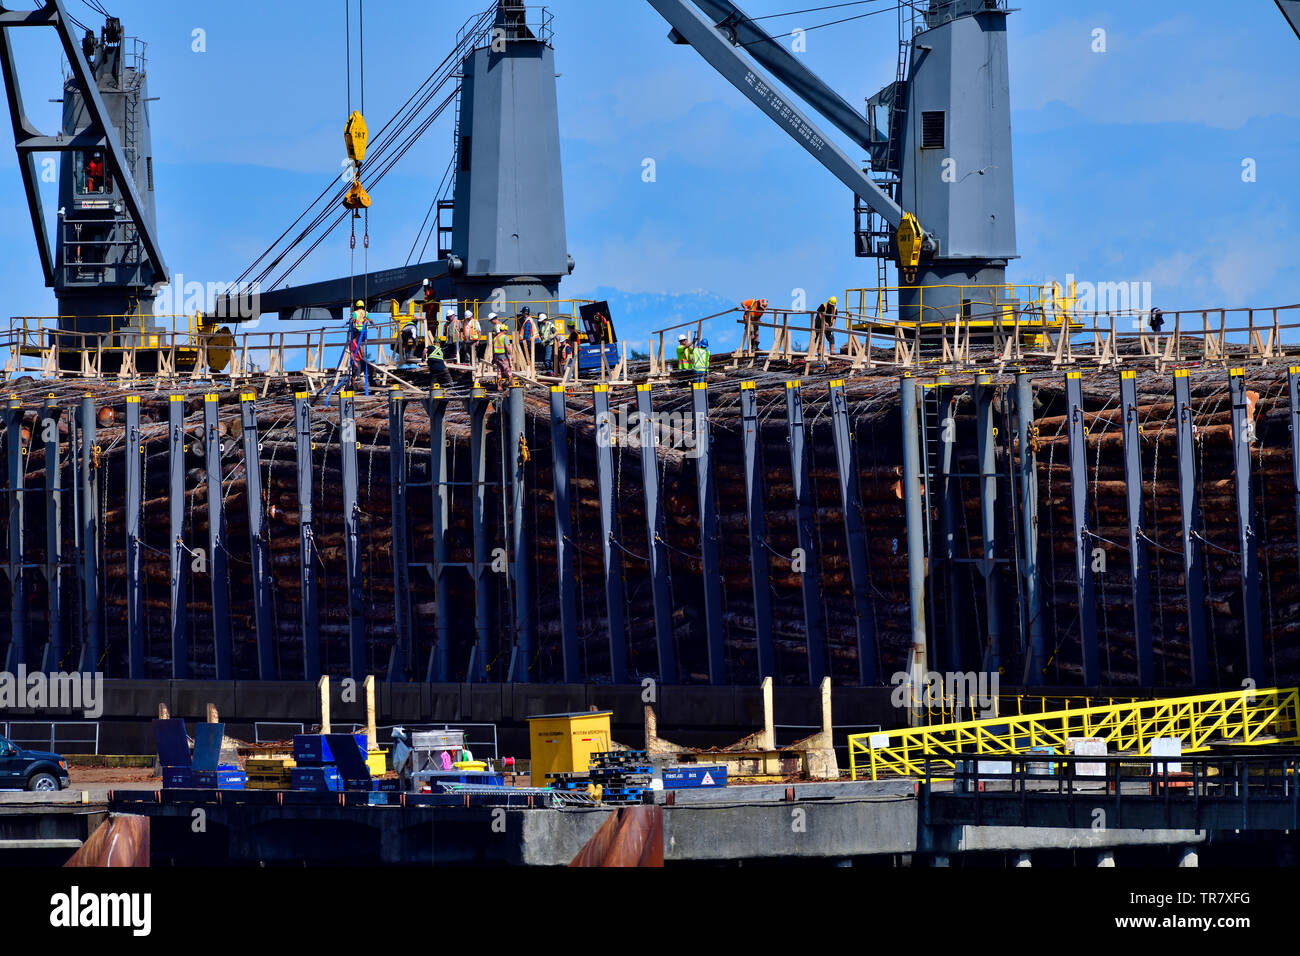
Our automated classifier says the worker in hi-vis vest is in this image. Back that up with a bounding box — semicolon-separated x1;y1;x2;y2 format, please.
427;330;451;387
742;297;768;352
490;315;512;388
694;338;711;380
444;311;461;364
520;309;540;368
464;309;482;365
347;300;371;378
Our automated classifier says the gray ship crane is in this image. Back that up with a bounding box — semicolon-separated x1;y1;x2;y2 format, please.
245;0;1022;334
647;0;1018;329
228;0;574;327
0;0;167;334
1280;0;1300;39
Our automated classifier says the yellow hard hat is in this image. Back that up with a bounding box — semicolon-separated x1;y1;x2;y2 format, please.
355;300;364;308
829;296;837;305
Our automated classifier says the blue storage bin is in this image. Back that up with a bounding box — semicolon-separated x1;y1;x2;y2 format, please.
292;734;367;765
162;767;194;789
661;765;728;789
291;766;343;792
193;768;247;790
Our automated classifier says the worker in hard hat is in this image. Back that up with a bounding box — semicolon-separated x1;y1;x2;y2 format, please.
563;326;581;379
427;323;452;385
742;297;768;353
84;151;104;193
490;315;512;389
519;309;540;371
346;300;372;382
464;309;482;366
394;305;418;364
444;310;461;364
694;337;711;381
814;296;838;365
537;313;553;373
676;333;691;371
422;288;441;337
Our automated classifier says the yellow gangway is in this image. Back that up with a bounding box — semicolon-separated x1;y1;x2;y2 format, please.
848;687;1300;781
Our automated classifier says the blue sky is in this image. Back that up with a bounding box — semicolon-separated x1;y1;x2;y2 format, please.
0;0;1296;353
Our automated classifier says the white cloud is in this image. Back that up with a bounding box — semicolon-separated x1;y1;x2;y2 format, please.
1012;12;1300;129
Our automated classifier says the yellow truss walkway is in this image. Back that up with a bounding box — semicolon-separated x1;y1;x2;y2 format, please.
848;688;1300;781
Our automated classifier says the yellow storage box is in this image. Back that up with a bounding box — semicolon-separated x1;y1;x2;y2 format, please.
527;711;613;787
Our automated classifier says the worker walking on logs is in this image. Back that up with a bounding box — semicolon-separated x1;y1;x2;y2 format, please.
490;315;512;389
742;297;768;353
347;299;372;388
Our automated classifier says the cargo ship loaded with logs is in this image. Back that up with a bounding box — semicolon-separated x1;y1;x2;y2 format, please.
1;0;1298;729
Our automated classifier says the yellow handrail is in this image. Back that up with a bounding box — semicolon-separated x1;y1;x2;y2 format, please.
849;687;1300;781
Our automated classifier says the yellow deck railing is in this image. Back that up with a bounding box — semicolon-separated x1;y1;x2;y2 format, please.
848;687;1300;780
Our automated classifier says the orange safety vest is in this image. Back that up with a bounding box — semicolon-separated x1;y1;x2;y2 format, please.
742;298;767;324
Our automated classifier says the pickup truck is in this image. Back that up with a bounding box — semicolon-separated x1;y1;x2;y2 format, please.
0;736;70;791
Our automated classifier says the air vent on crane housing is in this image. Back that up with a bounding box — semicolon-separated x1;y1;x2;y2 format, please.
921;110;945;149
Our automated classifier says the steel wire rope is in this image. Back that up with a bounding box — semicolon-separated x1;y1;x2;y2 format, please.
235;9;493;290
408;153;457;266
267;90;458;292
736;3;900;47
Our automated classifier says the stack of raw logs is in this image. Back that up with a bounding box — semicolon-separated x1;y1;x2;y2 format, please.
3;365;1296;690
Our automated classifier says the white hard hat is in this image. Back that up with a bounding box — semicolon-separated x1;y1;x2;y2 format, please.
538;313;547;321
678;334;688;342
463;310;472;319
488;312;498;321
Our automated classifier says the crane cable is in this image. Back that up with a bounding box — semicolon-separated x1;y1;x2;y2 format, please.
345;0;370;311
360;0;368;307
233;6;494;293
738;2;901;46
347;0;355;310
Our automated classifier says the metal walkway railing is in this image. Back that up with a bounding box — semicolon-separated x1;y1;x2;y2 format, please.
926;751;1300;833
848;687;1300;781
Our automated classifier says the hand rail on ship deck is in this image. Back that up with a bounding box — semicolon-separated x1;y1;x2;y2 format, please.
8;298;1300;386
848;687;1300;781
